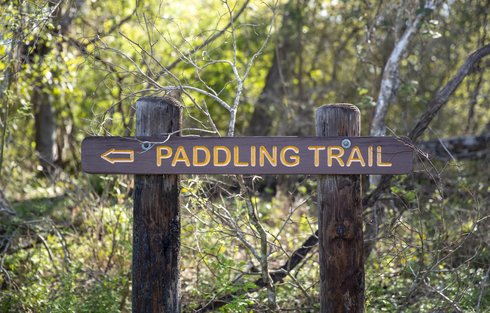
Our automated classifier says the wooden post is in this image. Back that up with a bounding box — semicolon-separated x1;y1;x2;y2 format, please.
133;97;182;313
316;104;364;312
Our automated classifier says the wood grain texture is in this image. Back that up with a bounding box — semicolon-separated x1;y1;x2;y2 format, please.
316;104;364;313
132;97;182;313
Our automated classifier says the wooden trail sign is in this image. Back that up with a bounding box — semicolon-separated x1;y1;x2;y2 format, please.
81;97;415;313
82;136;413;175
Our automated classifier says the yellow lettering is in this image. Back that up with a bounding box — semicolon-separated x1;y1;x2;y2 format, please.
346;146;366;167
259;146;277;167
280;146;300;167
368;146;373;167
328;146;345;167
172;146;190;167
193;146;211;167
214;146;231;166
234;146;249;167
156;146;172;166
376;146;392;167
250;146;256;166
308;146;326;167
250;146;257;166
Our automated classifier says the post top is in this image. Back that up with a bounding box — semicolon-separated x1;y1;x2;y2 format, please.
316;103;360;113
136;96;182;109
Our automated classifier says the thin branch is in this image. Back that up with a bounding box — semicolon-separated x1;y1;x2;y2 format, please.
194;227;318;312
87;2;140;44
157;0;251;76
477;263;490;312
237;175;277;310
162;85;231;112
409;43;490;141
227;0;278;136
424;280;464;312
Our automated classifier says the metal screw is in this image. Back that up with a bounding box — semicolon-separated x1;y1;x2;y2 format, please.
341;138;351;149
141;141;152;151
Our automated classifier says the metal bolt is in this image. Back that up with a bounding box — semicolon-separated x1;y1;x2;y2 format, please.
141;141;152;151
341;138;351;149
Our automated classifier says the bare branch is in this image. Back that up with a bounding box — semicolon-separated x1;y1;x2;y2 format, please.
161;85;231;112
409;43;490;141
157;0;251;76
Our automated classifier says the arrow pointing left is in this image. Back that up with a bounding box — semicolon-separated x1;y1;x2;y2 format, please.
100;148;135;164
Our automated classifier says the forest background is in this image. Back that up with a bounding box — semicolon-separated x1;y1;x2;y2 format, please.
0;0;489;312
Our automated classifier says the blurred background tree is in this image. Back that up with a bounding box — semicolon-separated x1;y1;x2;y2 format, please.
0;0;489;312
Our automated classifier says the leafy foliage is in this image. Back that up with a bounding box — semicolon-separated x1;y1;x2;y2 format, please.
1;0;489;312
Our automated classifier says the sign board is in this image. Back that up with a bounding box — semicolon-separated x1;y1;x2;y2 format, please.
81;136;413;175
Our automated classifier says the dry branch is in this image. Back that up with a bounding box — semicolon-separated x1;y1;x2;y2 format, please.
409;44;490;141
194;231;319;312
157;0;251;76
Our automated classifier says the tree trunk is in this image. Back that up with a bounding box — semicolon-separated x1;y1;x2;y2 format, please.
34;88;57;172
247;1;303;136
26;0;83;172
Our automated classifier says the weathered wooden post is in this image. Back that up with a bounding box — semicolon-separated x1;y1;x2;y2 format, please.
316;104;364;312
133;97;182;313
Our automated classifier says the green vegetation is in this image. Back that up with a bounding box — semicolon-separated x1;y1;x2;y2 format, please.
1;0;489;312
